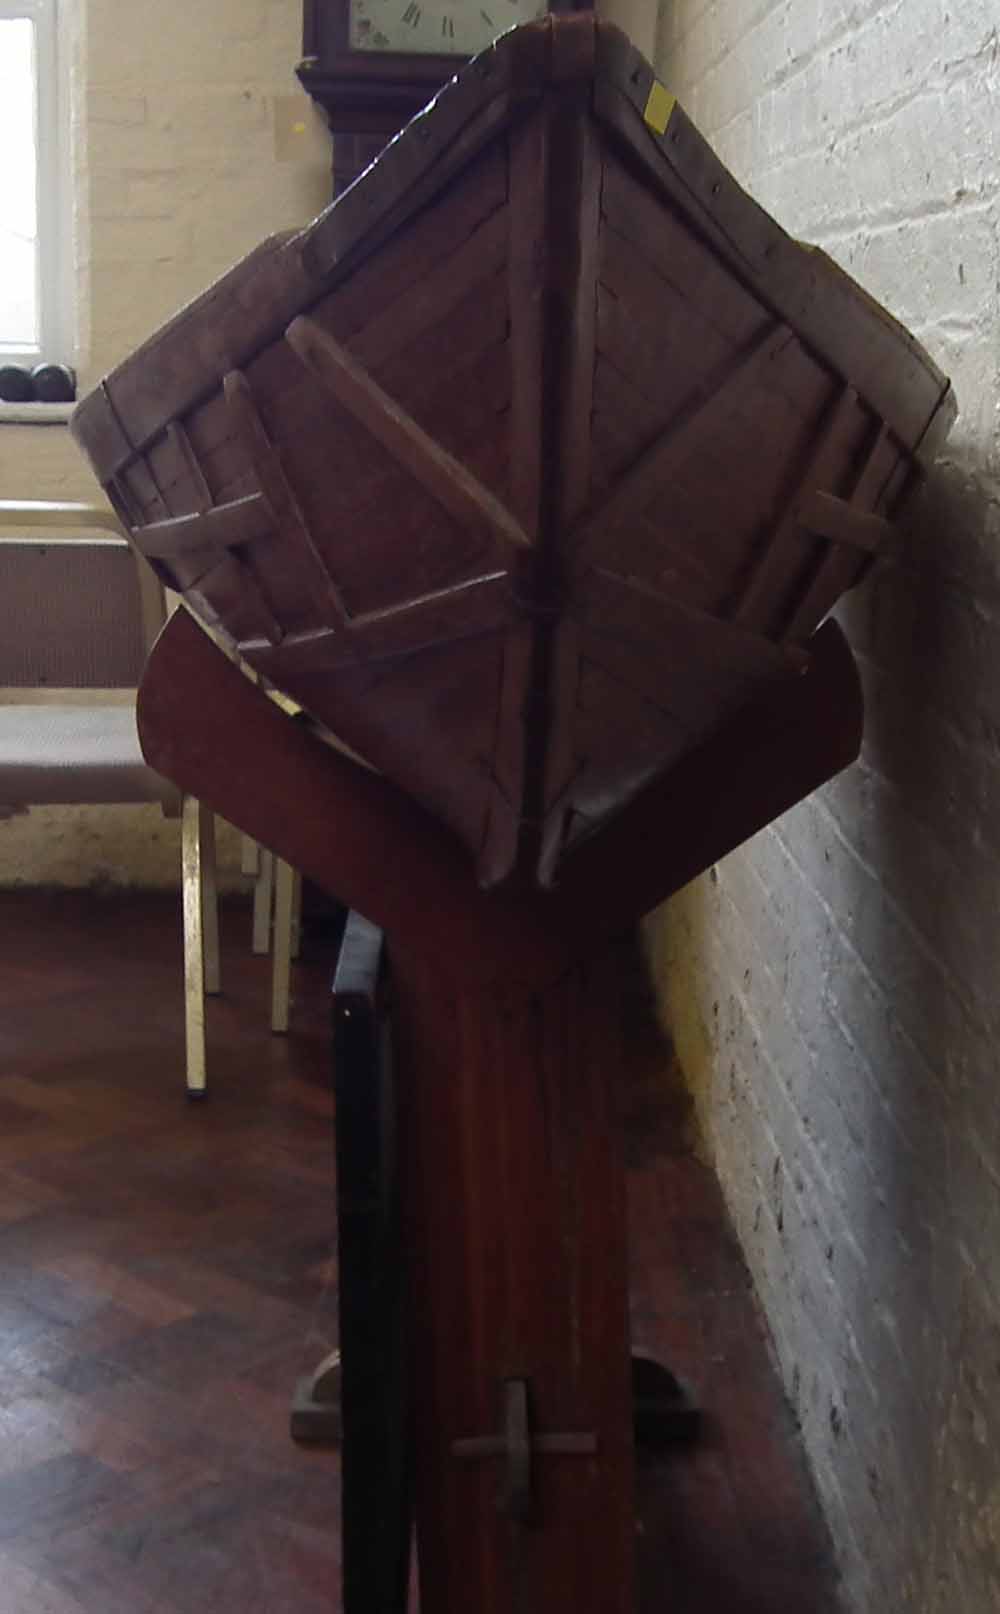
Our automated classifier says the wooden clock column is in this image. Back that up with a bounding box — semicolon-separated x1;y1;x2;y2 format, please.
297;0;585;194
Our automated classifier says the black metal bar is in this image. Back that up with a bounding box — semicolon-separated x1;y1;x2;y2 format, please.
333;911;412;1613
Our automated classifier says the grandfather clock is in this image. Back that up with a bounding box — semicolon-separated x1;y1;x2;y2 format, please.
298;0;585;194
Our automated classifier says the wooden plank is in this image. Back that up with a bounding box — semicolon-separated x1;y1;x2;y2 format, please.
505;111;547;541
347;208;510;375
553;617;864;931
536;87;603;881
797;488;897;554
118;455;170;528
782;419;900;641
734;384;862;632
245;627;508;864
223;368;348;628
549;654;690;854
138;603;864;979
600;173;765;350
136;607;576;989
160;420;213;514
537;619;584;887
570;321;794;565
306;143;508;336
476;622;534;888
381;335;512;458
572;565;804;735
293;452;510;623
137;493;273;562
73;25;538;460
474;106;550;887
286;318;532;553
591;27;949;451
598;215;738;378
244;573;515;674
187;552;284;647
262;294;512;546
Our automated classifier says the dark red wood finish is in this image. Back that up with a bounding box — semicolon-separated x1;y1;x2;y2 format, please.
137;607;862;997
391;945;635;1614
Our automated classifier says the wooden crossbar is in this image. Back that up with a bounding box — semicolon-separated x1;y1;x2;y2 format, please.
570;321;795;563
286;317;533;555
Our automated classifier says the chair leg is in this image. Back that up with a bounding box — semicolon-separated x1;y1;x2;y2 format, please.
201;808;221;997
290;867;302;962
271;859;296;1035
181;795;207;1098
252;848;274;955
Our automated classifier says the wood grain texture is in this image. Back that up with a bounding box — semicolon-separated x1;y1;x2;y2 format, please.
137;608;862;995
74;13;952;889
392;944;634;1614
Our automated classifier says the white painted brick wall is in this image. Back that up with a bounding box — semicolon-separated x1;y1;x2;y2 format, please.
641;1;1000;1608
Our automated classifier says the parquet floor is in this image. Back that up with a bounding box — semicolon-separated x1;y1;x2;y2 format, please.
0;889;840;1613
0;890;341;1614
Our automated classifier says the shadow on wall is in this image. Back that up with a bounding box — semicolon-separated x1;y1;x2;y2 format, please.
644;444;1000;1609
615;930;698;1168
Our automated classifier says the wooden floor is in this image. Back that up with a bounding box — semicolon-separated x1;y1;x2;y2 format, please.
0;889;840;1613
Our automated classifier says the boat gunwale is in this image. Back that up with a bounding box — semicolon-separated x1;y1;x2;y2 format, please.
71;14;954;484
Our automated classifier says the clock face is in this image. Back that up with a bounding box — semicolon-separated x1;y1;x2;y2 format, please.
349;0;549;57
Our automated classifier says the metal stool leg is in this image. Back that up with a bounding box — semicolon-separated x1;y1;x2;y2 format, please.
271;859;296;1034
201;808;221;997
290;867;302;961
252;847;274;955
181;795;207;1098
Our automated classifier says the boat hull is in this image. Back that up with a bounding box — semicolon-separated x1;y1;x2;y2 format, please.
72;16;954;889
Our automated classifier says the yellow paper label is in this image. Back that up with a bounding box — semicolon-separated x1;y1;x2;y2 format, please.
643;81;676;136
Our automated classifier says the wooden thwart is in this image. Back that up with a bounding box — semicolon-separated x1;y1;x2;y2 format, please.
138;494;273;562
735;384;860;632
286;317;532;554
798;488;896;554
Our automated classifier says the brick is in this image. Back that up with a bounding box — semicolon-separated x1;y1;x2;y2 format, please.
652;10;1000;1605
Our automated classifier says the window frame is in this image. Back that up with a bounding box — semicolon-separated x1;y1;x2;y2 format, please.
0;0;74;371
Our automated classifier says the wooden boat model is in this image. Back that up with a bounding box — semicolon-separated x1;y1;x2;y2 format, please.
72;14;954;891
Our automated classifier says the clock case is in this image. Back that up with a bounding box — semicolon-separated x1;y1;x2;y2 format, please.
298;0;585;191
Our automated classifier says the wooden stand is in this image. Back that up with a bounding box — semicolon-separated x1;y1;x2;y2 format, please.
137;607;864;1611
392;943;635;1611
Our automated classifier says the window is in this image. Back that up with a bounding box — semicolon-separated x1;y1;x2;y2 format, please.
0;0;72;371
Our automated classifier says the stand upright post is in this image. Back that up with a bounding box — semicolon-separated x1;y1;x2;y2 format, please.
392;942;635;1613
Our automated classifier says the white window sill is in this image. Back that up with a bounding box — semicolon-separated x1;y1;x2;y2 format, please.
0;403;75;425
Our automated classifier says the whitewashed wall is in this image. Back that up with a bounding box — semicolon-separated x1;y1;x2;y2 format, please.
641;3;1000;1609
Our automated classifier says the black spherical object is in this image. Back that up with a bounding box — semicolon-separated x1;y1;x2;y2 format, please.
0;365;34;403
31;363;76;403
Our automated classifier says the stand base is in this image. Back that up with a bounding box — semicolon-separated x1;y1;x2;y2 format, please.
290;1349;700;1452
631;1354;701;1449
290;1349;342;1445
